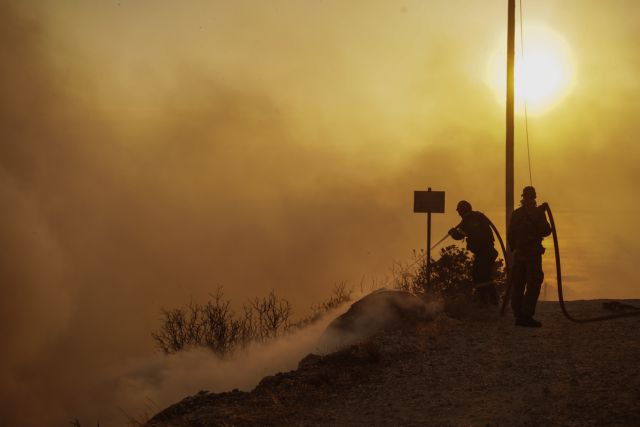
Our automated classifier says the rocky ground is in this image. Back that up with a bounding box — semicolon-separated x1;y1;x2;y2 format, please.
145;300;640;426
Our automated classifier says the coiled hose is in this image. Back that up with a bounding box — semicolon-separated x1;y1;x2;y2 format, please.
494;203;640;322
544;204;640;322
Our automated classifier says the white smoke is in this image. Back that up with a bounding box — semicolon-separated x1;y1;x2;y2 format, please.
109;304;351;424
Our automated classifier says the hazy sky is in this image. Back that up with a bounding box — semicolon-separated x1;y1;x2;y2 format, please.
2;0;639;424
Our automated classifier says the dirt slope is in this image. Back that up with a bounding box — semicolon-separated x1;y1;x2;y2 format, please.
146;300;640;427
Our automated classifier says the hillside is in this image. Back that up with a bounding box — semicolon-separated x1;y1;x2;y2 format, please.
146;300;640;426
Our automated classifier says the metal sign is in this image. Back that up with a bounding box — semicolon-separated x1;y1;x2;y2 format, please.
413;190;445;213
413;188;446;290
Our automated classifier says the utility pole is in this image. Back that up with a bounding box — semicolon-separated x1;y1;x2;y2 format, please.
499;0;516;316
426;190;432;288
506;0;515;236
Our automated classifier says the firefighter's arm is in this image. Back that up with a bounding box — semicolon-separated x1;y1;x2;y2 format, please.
536;205;552;237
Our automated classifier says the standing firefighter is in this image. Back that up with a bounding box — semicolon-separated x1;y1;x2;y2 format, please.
448;200;499;306
507;186;552;327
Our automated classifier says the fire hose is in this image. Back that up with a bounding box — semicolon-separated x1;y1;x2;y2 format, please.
493;203;640;322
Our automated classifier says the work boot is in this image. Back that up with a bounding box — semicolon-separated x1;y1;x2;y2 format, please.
515;317;542;328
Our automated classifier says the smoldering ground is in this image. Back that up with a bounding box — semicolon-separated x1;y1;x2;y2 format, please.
1;1;640;425
115;292;440;424
99;303;353;424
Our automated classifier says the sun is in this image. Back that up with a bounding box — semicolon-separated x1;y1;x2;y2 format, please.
486;23;574;115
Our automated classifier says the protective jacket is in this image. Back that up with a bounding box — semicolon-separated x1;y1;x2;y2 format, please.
449;211;494;254
507;203;552;256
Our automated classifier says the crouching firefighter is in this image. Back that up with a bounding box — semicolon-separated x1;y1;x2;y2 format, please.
507;186;552;327
448;200;499;306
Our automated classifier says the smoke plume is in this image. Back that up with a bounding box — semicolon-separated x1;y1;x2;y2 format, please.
1;1;640;425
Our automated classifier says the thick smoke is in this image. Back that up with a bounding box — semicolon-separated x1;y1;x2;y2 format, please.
111;304;353;424
1;1;640;425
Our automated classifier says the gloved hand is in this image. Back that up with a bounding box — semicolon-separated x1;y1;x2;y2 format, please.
449;227;464;240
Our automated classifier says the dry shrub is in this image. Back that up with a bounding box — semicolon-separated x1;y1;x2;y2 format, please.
249;291;292;342
394;245;506;313
152;285;352;356
152;288;289;355
292;282;353;329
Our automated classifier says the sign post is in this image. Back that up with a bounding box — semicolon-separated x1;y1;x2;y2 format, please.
413;188;445;289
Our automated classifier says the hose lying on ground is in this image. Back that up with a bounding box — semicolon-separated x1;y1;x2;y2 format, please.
543;204;640;323
495;203;640;322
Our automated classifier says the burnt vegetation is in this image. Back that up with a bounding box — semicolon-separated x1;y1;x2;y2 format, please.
152;245;504;356
152;284;353;356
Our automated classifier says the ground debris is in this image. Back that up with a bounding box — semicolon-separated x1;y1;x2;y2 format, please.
146;300;640;427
